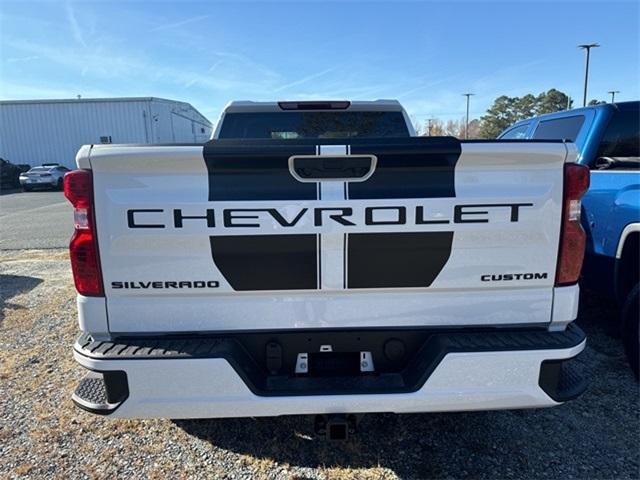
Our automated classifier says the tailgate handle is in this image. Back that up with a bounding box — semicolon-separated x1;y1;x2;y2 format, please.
288;155;377;182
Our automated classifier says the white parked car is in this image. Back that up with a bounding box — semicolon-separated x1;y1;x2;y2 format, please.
19;164;70;191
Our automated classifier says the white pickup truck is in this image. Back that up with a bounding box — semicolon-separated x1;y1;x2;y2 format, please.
67;100;589;438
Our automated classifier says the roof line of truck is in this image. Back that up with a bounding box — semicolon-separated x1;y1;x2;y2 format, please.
508;100;639;127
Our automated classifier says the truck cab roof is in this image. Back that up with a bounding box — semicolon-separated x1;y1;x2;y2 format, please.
499;100;639;165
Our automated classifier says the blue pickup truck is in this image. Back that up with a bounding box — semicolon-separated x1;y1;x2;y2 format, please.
500;101;639;377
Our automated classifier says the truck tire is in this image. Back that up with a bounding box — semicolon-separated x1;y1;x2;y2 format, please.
622;283;639;379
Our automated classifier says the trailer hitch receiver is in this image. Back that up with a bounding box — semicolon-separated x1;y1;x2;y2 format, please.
314;414;358;440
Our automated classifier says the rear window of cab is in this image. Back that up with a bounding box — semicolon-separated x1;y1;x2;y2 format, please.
218;111;411;139
532;115;585;142
597;110;640;158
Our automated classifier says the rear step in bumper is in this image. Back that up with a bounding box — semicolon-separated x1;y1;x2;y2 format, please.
72;371;129;415
72;325;587;419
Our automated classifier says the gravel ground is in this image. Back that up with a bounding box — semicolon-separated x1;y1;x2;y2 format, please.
1;249;638;479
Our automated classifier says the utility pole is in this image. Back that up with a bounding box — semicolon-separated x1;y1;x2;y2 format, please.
608;90;620;103
462;93;474;139
578;43;600;107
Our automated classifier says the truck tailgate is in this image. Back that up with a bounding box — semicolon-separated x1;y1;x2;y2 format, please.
85;138;571;333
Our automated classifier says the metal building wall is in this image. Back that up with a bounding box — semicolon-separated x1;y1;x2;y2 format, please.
0;98;213;169
148;99;212;144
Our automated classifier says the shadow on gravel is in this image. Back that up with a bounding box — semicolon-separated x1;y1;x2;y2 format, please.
0;274;43;324
174;292;639;478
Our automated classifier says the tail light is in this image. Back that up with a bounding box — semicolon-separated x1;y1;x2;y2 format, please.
64;170;104;296
555;163;590;286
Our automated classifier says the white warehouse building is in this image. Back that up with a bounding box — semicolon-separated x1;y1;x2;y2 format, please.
0;97;213;170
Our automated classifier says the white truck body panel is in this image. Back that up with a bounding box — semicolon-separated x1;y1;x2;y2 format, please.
87;142;572;334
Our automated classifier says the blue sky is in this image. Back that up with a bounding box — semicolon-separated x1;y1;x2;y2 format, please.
1;0;638;125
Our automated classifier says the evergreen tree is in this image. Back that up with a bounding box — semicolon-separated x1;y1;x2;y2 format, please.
479;89;572;138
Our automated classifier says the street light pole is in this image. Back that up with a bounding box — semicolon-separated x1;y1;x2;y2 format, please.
462;93;474;139
578;43;600;107
608;90;620;103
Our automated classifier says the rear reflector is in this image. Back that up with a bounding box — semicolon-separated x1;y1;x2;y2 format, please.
555;163;590;286
64;170;104;296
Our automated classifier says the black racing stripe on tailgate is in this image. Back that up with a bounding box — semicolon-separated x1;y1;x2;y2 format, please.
203;140;317;201
348;138;461;199
210;235;318;291
347;232;454;288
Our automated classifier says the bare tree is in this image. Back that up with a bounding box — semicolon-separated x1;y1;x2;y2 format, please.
467;119;481;139
420;117;481;139
422;118;446;136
